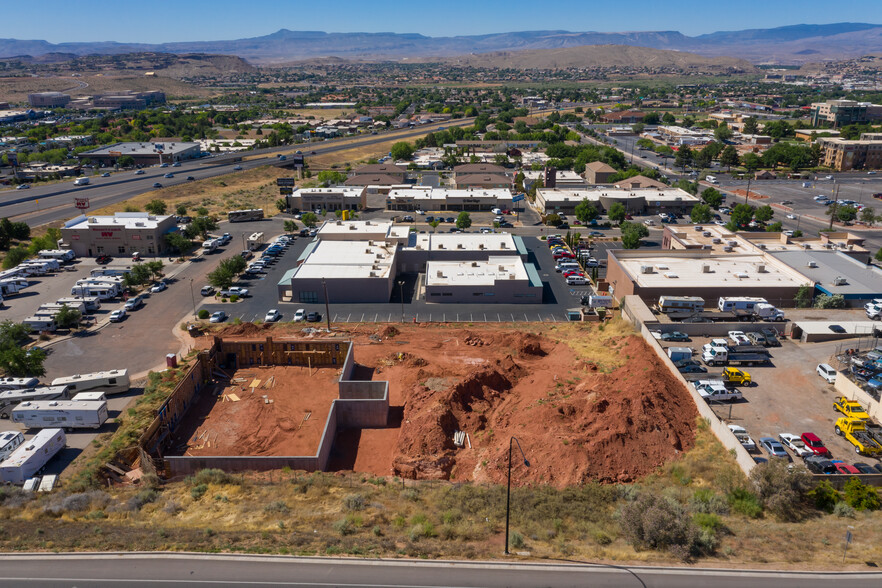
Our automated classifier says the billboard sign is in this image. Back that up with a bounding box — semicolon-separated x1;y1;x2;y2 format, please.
74;198;90;210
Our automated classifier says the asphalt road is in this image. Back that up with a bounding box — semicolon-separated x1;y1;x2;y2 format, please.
1;118;475;227
0;554;876;587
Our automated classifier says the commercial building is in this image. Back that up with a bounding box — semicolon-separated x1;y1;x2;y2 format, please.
656;126;713;146
386;187;513;212
27;92;71;108
768;250;882;302
817;134;882;171
583;161;617;184
425;257;542;303
614;175;668;190
599;110;645;124
60;213;178;258
77;141;201;166
348;163;407;182
285;187;366;212
535;187;698;216
453;163;511;189
810;100;882;128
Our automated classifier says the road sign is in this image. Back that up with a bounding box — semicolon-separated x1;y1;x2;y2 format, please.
512;194;525;203
276;178;296;186
74;198;90;210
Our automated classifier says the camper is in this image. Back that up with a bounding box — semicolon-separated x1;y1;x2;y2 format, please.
705;175;718;184
70;284;117;300
718;297;768;312
202;239;219;253
39;249;76;262
657;296;705;314
71;391;107;403
0;377;40;392
56;296;101;312
22;258;60;272
0;428;66;485
0;432;24;462
15;263;47;276
77;275;124;289
0;385;70;418
89;267;131;277
12;400;109;430
0;279;28;297
247;232;266;251
37;301;87;316
20;316;57;333
51;369;129;396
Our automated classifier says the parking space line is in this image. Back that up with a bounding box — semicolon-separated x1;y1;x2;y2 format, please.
346;313;351;322
524;313;529;321
387;313;392;322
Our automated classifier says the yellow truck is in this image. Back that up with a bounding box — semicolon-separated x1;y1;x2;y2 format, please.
833;397;870;420
722;367;752;386
835;417;882;455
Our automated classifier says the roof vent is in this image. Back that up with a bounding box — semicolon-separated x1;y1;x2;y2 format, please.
640;265;654;274
807;261;818;268
833;276;848;286
664;272;679;278
702;264;711;273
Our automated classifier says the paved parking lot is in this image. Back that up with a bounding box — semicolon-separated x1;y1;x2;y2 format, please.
658;333;881;468
723;177;882;219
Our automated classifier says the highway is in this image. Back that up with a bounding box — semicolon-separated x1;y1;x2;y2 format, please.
0;117;474;227
0;553;877;587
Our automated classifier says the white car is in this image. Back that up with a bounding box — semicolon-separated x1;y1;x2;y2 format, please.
817;363;837;383
566;276;588;285
124;296;144;311
727;331;751;346
778;433;813;458
109;309;126;322
149;282;167;293
209;311;227;323
221;286;249;297
293;308;306;322
786;214;796;219
264;309;281;322
727;424;757;451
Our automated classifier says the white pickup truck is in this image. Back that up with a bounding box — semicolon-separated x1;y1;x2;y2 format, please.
693;380;743;402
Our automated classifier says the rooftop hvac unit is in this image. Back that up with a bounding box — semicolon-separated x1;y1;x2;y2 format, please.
758;244;766;250
508;273;516;279
479;244;485;249
348;224;356;230
833;276;848;286
703;231;712;237
756;264;766;273
336;220;343;225
369;272;377;277
807;261;818;268
702;244;712;250
848;244;854;250
694;226;703;231
656;264;670;270
727;240;738;247
457;244;464;249
368;240;373;245
824;243;833;249
640;265;654;274
735;272;749;279
436;270;444;277
437;243;444;249
723;246;733;252
712;238;722;244
702;264;711;273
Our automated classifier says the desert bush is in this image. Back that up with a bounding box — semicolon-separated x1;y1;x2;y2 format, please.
749;460;812;521
618;492;710;560
190;484;208;501
689;488;729;515
343;493;365;511
189;469;240;486
264;501;289;514
162;499;183;515
834;501;856;518
45;491;111;515
727;488;763;518
510;531;526;549
197;309;209;320
141;472;161;490
334;516;360;536
843;477;881;511
409;521;436;541
808;479;840;513
0;487;32;509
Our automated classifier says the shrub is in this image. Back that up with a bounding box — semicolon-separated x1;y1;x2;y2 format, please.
190;469;240;486
843;477;881;511
510;531;526;549
727;488;763;518
689;489;729;515
833;501;857;518
229;294;239;303
162;499;183;515
749;460;812;521
343;493;365;511
409;521;436;541
808;479;840;513
333;517;356;536
190;484;208;501
197;309;209;320
264;501;289;514
618;492;709;559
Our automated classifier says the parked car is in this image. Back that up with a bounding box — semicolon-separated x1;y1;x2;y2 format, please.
209;311;227;323
220;287;249;298
728;424;756;451
778;433;813;458
293;309;306;322
759;437;791;460
853;462;878;474
833;462;860;475
264;309;281;322
679;364;708;374
306;311;322;322
566;276;588;285
817;363;837;384
801;432;830;457
805;455;836;474
149;282;167;293
200;285;215;296
109;309;126;322
124;296;144;311
661;331;690;342
96;255;112;265
760;328;781;346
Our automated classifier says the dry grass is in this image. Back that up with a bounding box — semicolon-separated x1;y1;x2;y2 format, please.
0;75;213;103
557;318;637;372
281;108;359;120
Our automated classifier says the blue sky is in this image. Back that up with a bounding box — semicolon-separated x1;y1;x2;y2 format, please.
10;0;882;43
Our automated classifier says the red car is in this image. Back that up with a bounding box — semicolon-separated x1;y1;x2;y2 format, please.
563;270;585;278
834;462;860;475
801;432;830;457
553;252;575;259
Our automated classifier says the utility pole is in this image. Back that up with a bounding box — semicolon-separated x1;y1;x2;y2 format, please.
321;277;331;331
829;185;840;230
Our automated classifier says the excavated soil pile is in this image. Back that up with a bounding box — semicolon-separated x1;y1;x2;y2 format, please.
367;327;696;487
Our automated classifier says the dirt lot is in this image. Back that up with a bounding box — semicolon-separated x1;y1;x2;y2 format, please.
173;365;340;457
209;320;698;486
657;331;881;467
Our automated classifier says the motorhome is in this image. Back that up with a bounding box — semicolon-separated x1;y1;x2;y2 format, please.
0;428;66;485
21;258;60;272
0;377;40;392
15;263;47;276
89;267;131;277
70;284;117;300
657;296;705;314
12;400;109;430
38;249;75;262
246;232;265;251
717;297;768;312
0;432;24;461
56;296;101;312
202;239;218;253
0;279;28;297
0;385;70;418
71;391;107;402
73;177;90;186
20;316;57;333
51;369;129;396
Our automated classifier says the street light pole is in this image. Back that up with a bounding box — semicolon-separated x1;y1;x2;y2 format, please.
321;277;331;331
505;436;530;555
398;279;405;322
189;278;197;319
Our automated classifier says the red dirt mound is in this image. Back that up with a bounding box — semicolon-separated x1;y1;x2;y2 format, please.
217;322;274;338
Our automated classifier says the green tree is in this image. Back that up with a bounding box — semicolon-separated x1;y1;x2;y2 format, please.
741;152;761;173
0;346;47;377
835;205;858;224
275;198;288;213
754;205;774;223
726;203;755;231
743;117;759;135
2;246;29;269
620;221;649;249
662;112;676;125
283;220;298;233
144;199;167;215
701;188;723;208
54;304;82;329
690;203;713;223
574;199;600;224
642;112;660;125
636;138;654;150
693;148;712;170
175;204;188;216
765;221;783;232
842;477;881;511
301;212;318;227
429;220;440;232
674;146;693;170
607;202;626;224
544;213;562;227
795;284;814;307
714;124;733;142
719;145;740;171
390;142;415;161
455;211;472;229
164;232;191;254
145;260;164;279
118;155;135;168
860;206;876;226
207;266;235;290
876;248;882;263
316;170;347;186
185;216;218;240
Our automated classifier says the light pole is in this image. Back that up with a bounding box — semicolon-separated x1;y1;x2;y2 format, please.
398;279;405;322
321;277;331;331
189;278;197;319
504;436;530;555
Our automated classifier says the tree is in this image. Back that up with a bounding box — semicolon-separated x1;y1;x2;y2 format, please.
860;206;877;226
301;212;318;227
700;187;723;208
743;117;759;135
690;203;713;223
283;220;298;233
794;284;814;308
674;146;693;170
607;202;626;224
620;221;648;249
741;152;761;173
2;246;28;269
749;459;812;521
54;304;82;329
719;145;740;171
175;204;188;216
390;142;415;161
118;155;135;168
662;112;676;125
835;205;858;224
429;220;440;233
714;123;733;142
275;198;288;213
574;199;600;224
164;232;191;254
185;216;218;240
765;221;783;232
693;149;712;170
144;199;167;215
726;203;755;231
876;248;882;263
316;170;347;186
544;213;562;227
207;266;235;290
455;211;472;229
145;260;164;279
0;346;47;377
754;205;774;223
642;112;660;125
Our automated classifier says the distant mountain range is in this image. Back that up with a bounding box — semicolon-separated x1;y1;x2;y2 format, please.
1;23;881;64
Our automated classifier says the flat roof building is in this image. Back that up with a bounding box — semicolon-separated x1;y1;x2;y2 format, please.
425;256;542;303
536;187;698;215
386;187;513;212
27;92;71;108
810;99;882;128
77;141;201;166
769;250;882;302
286;187;366;212
349;163;407;181
60;212;177;258
817;134;882;171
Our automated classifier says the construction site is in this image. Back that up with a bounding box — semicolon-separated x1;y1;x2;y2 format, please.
139;321;698;486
